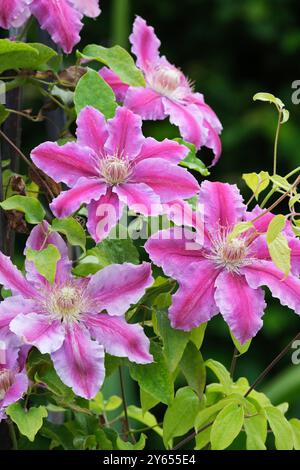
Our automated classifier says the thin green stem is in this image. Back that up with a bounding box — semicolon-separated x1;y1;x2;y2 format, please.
119;366;136;443
260;187;276;209
273;110;282;175
230;347;238;379
8;420;18;450
285;166;300;180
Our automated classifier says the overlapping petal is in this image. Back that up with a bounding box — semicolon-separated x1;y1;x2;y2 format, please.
76;106;108;156
136;137;188;164
114;182;162;216
129;15;161;72
87;188;124;243
0;252;36;298
105;107;144;159
51;323;105;399
0;0;31;29
124;87;165;120
86;262;153;316
2;371;28;407
70;0;100;18
99;67;129;102
85;314;152;364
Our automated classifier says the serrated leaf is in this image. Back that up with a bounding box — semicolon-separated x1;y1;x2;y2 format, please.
0;195;45;224
210;402;244;450
51;217;86;253
163;387;200;447
27;244;61;284
6;403;48;442
265;406;294;450
80;44;145;87
74;68;117;118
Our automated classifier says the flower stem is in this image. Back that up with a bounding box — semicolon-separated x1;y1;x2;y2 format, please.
8;420;18;450
119;366;135;443
230;347;238;379
273;110;282;176
244;330;300;397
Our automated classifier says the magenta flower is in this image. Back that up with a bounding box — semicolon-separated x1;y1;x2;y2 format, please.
31;106;199;242
0;0;101;53
0;333;28;421
145;181;300;344
100;16;223;165
0;222;153;399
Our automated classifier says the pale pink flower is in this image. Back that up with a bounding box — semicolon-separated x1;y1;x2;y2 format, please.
0;222;153;399
31;106;199;242
145;181;300;344
100;16;223;165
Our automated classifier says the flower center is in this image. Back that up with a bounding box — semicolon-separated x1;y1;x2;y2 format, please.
208;234;249;273
99;155;132;185
0;369;14;400
47;286;83;323
149;65;191;100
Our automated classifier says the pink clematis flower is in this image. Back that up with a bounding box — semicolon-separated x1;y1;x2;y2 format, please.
0;222;153;399
0;0;101;53
31;106;199;242
0;334;28;421
100;16;223;165
145;181;300;344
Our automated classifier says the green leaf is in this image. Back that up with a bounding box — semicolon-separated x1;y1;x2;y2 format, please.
74;68;117;118
205;359;232;394
290;418;300;450
163;387;200;447
194;423;212;450
190;323;207;349
51;217;86;253
117;433;146;450
130;342;174;405
156;310;189;372
0;40;57;72
210;402;244;450
40;422;75;450
0;195;45;224
227;221;253;242
180;342;206;398
26;244;61;284
195;395;242;430
0;104;9;125
266;215;291;276
244;414;267;450
253;92;285;110
270;175;291;191
35;365;74;400
126;405;163;437
175;138;210;176
6;403;48;442
80;44;145;87
140;388;159;414
230;330;251;355
242;171;270;199
265;406;294;450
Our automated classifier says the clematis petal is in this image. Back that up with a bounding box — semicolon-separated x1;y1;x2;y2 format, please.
214;271;266;344
163;199;207;245
51;323;105;399
0;296;36;330
124;87;165;120
132;158;199;202
85;314;152;364
69;0;100;17
0;0;31;29
2;371;28;407
0;252;36;298
86;262;153;316
10;313;65;354
25;221;71;285
163;98;208;151
145;227;205;280
199;180;246;234
241;260;300;315
30;0;83;54
31;141;98;187
76;106;108;156
87;188;124;243
50;178;107;219
129;15;161;73
105;107;144;160
136;137;188;164
169;260;220;330
99;67;129;102
114;182;162;216
203;119;222;166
